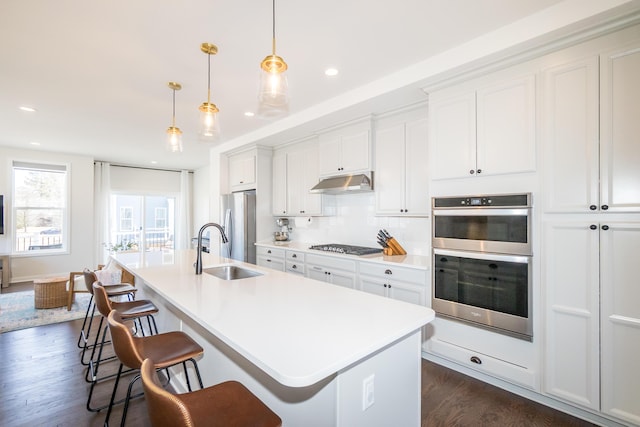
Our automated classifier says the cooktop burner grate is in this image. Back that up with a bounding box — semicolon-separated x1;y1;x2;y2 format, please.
309;244;382;256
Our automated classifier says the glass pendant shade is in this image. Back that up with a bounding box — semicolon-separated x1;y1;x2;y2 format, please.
258;55;289;117
166;126;183;153
198;102;220;141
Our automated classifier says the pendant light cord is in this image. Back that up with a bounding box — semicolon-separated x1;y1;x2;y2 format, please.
271;0;276;55
172;88;176;127
207;52;212;103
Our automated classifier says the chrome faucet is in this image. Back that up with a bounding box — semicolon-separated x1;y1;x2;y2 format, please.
195;222;229;274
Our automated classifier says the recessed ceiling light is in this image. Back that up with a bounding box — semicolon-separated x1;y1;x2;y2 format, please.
150;160;158;164
325;68;339;77
29;141;40;146
244;111;255;117
19;106;37;112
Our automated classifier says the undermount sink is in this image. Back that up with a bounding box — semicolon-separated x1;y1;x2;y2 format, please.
203;265;263;280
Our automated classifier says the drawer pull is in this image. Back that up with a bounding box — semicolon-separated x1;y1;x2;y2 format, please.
470;356;482;365
292;254;297;258
267;250;272;254
384;269;392;275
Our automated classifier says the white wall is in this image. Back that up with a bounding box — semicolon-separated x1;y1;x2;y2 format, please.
0;147;94;282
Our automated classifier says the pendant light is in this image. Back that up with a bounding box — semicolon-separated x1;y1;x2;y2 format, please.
166;82;183;153
199;42;221;141
258;0;289;117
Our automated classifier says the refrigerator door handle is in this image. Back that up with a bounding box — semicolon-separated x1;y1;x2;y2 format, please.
224;208;232;256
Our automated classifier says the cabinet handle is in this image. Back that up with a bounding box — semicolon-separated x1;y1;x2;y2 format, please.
601;205;609;211
267;250;272;254
384;269;392;275
292;254;297;258
476;169;482;174
602;225;609;231
470;356;482;365
469;169;475;175
589;205;597;211
292;265;297;269
266;259;272;263
590;224;597;230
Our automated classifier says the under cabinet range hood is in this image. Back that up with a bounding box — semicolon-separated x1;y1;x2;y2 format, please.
310;172;374;194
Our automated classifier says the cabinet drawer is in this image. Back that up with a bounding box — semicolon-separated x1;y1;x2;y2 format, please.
427;337;536;390
359;262;427;285
285;260;305;275
256;246;285;258
286;250;305;262
306;254;357;272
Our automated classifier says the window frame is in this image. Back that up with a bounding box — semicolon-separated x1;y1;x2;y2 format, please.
11;160;70;256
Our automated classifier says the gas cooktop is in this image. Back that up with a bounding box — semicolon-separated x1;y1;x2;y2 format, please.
309;244;383;256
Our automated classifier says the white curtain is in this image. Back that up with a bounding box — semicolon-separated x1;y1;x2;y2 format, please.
175;170;192;250
94;162;111;264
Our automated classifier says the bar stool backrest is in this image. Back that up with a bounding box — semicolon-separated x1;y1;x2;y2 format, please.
83;269;98;294
140;358;196;426
92;282;114;318
107;310;146;370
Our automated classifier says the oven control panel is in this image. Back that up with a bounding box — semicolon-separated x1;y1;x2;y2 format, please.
433;193;531;209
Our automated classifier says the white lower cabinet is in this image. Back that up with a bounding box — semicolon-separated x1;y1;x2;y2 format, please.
305;253;357;289
543;220;640;425
285;250;305;276
358;262;427;306
256;246;285;272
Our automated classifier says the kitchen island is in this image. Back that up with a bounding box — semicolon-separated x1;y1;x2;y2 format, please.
112;249;434;427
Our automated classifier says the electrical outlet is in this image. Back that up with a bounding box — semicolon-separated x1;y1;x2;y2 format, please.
362;374;375;410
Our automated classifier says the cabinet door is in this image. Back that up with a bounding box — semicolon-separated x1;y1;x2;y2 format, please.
387;281;426;306
328;269;357;289
318;134;342;176
600;45;640;212
229;155;256;188
272;152;288;215
404;118;429;215
429;91;476;180
300;145;322;215
256;256;285;272
307;265;328;282
600;222;640;424
360;276;388;297
375;123;406;214
542;221;599;410
541;56;599;213
476;74;536;176
340;130;370;173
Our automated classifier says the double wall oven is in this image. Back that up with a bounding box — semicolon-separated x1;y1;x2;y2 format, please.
432;193;533;341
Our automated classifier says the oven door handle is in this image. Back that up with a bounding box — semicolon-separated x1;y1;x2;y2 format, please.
433;208;530;216
433;248;530;264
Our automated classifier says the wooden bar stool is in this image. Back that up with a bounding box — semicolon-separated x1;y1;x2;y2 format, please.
105;309;205;426
140;358;282;427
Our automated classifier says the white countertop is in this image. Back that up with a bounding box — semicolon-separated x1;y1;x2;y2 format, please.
256;241;431;270
112;249;434;388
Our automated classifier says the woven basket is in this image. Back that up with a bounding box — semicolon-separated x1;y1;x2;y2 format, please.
34;276;69;309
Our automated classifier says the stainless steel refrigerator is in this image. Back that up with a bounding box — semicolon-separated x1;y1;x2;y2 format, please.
220;191;257;264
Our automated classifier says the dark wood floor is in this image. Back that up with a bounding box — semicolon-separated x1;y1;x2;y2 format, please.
0;317;596;427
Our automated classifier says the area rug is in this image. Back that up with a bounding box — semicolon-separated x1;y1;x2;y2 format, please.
0;291;92;333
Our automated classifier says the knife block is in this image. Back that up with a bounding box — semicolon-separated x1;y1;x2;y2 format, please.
385;238;407;256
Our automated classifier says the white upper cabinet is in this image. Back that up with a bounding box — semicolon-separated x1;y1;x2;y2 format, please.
318;120;371;177
600;43;640;212
375;107;429;216
429;73;536;180
542;42;640;213
272;140;322;216
229;151;256;191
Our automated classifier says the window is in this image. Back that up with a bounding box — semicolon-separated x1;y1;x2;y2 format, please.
12;161;68;253
120;207;133;231
154;207;167;229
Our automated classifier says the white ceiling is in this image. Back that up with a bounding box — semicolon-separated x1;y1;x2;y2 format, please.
1;0;636;170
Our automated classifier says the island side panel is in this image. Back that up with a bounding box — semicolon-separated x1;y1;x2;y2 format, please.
336;332;422;427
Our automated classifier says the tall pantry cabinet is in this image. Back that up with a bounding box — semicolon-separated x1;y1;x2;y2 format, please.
542;26;640;427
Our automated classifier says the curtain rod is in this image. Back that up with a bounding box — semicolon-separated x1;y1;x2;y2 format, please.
94;161;194;174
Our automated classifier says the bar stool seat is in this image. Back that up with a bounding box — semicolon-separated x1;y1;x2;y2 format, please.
105;310;205;426
140;358;282;427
